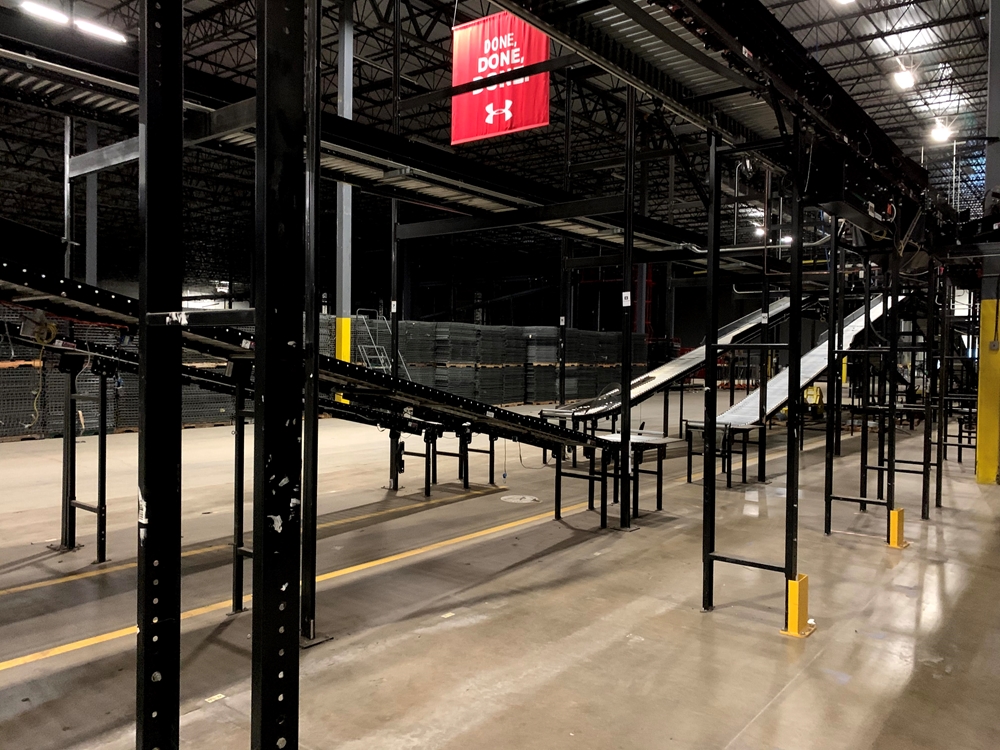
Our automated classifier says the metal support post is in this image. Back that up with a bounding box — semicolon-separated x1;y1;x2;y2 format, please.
559;73;573;406
85;122;98;287
135;0;184;744
823;216;838;535
784;118;804;600
251;0;305;743
489;435;496;485
63;116;73;278
460;431;470;489
860;257;871;510
935;273;948;506
59;367;78;550
835;227;846;456
619;85;636;530
555;446;563;520
600;448;609;528
335;0;355;366
96;375;107;563
389;0;402;491
301;0;323;641
424;431;434;497
886;253;900;544
232;369;247;614
757;169;772;480
702;131;722;610
922;259;937;519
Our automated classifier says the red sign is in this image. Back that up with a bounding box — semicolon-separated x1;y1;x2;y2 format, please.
451;12;550;145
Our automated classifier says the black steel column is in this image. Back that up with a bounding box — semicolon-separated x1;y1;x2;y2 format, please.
96;375;107;563
389;0;402;490
757;169;772;480
823;216;838;535
559;73;573;406
251;0;305;743
232;369;247;614
301;0;323;641
702;131;722;611
860;257;871;510
886;252;900;542
619;86;636;530
136;0;184;744
299;0;323;639
784;119;804;588
834;228;846;456
922;258;937;519
59;369;77;549
936;272;947;506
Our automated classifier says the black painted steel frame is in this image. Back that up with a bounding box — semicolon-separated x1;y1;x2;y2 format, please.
301;0;324;642
250;0;305;746
135;0;184;746
701;120;803;628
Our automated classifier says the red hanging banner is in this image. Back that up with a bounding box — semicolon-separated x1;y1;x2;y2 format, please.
451;11;550;146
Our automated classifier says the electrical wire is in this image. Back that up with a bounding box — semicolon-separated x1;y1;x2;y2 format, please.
517;439;550;470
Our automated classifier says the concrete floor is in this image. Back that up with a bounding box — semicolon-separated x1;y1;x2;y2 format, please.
0;391;998;749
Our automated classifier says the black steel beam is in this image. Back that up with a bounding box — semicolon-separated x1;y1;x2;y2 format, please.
250;0;305;745
400;54;581;110
397;196;622;239
135;0;184;746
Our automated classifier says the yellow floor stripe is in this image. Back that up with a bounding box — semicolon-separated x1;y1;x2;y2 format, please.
316;486;503;531
0;487;501;599
0;434;843;672
0;544;230;598
0;501;586;674
0;625;137;672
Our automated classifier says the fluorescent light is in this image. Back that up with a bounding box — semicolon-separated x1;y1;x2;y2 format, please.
780;235;793;244
892;69;915;90
931;120;953;143
20;1;69;24
74;18;127;44
835;0;855;4
754;226;766;237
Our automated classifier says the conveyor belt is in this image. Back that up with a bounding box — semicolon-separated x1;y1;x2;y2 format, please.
0;255;599;451
541;297;793;423
709;295;886;428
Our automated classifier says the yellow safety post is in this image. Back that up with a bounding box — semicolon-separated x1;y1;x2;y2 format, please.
976;297;1000;483
888;508;909;549
335;316;352;403
781;574;815;638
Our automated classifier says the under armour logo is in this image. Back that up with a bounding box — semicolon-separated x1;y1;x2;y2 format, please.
485;100;513;124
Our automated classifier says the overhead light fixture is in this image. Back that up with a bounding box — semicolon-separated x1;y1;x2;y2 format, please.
931;119;953;143
835;0;855;4
892;69;915;90
20;1;69;24
74;18;128;43
780;235;793;244
754;226;766;237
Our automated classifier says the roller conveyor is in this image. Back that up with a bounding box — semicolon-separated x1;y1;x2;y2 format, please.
706;295;887;429
0;254;599;451
540;296;793;423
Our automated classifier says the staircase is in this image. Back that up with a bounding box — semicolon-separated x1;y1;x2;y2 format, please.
355;309;410;380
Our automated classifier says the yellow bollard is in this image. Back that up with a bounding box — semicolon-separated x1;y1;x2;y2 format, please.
888;508;909;549
781;574;816;638
335;316;352;404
